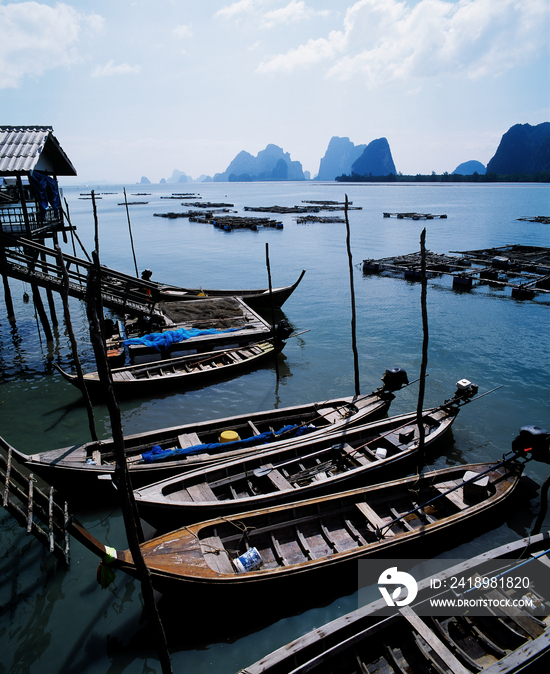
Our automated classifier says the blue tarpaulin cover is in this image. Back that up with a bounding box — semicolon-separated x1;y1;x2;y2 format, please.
124;327;241;352
140;424;317;463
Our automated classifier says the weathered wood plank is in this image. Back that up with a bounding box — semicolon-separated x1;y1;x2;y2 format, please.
399;606;472;674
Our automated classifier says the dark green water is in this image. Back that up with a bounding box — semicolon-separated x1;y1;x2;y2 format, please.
1;181;549;673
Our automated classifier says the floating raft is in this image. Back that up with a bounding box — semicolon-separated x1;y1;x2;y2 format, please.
363;245;550;299
383;212;447;219
517;215;550;224
191;214;283;231
296;215;346;224
244;203;362;214
153;209;232;219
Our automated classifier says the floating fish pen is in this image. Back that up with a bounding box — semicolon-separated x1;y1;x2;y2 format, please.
517;216;550;224
160;193;200;199
154;209;232;219
244;203;362;214
118;201;148;205
383;212;447;220
362;245;550;300
296;215;346;224
189;214;283;231
301;200;351;206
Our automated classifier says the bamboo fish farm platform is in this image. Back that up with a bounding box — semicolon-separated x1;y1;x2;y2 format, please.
362;245;550;300
383;212;447;220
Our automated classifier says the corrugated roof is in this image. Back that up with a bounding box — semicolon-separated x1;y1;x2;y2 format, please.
0;126;77;176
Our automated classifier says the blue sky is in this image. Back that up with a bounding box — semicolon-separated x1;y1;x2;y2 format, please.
2;0;548;182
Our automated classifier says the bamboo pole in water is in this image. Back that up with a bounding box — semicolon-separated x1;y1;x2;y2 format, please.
344;195;360;396
124;187;140;278
416;228;429;471
85;242;172;672
55;244;97;442
265;242;279;379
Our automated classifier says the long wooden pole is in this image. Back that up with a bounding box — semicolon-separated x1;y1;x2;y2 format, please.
416;228;429;471
124;188;140;277
265;243;279;379
86;253;172;673
344;195;360;395
55;244;97;442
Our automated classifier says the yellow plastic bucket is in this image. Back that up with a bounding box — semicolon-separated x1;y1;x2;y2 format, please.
219;430;240;443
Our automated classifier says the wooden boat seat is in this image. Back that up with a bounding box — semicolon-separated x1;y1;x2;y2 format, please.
383;433;407;450
265;468;294;491
187;482;218;502
340;443;372;465
178;432;201;449
435;481;468;510
201;536;235;574
247;420;261;435
356;502;396;536
399;606;472;674
316;407;343;424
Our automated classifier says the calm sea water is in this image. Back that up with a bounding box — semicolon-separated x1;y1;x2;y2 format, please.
1;181;549;673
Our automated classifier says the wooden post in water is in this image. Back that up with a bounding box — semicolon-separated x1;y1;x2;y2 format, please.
344;195;360;396
0;246;16;323
86;251;172;674
265;243;279;379
416;229;429;471
55;244;97;442
124;188;140;277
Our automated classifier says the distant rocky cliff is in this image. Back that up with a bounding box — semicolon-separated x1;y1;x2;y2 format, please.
213;144;305;182
486;123;550;174
350;138;396;176
315;137;367;181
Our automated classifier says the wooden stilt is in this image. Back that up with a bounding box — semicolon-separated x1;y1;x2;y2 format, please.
55;244;97;441
344;195;360;396
86;253;172;673
416;229;429;471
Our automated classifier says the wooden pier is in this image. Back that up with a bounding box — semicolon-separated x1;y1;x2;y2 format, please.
362;245;550;300
0;437;70;566
0;234;165;317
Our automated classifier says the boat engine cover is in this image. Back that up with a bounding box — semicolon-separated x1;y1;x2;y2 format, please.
381;367;409;391
512;426;550;462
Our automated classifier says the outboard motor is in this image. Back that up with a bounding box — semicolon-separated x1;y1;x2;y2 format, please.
273;319;293;342
453;379;479;400
381;367;409;392
512;426;550;462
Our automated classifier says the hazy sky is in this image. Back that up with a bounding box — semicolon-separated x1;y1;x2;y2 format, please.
2;0;548;182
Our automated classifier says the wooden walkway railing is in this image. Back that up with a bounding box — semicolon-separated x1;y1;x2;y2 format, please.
0;234;165;317
1;439;70;565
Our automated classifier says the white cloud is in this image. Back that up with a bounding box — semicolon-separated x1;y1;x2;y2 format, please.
173;24;193;39
256;0;550;83
0;2;103;89
91;60;141;78
261;1;330;28
215;0;261;20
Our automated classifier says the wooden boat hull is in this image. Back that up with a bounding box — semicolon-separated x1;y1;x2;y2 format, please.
157;270;306;310
238;532;550;674
134;405;460;529
2;382;396;501
55;339;281;399
69;461;525;604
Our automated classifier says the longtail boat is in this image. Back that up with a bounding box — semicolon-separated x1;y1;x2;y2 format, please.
134;400;462;529
157;269;306;310
1;368;408;500
54;338;283;398
237;532;550;674
69;459;525;603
